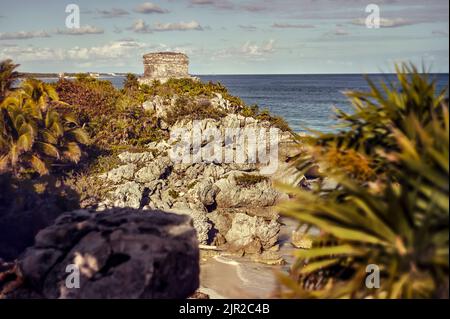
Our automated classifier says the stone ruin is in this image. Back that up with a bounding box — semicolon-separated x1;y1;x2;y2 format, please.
139;52;195;84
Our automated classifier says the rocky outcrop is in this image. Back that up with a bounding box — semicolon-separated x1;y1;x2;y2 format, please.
89;91;296;252
139;52;195;84
93;123;288;250
215;173;282;208
14;208;199;299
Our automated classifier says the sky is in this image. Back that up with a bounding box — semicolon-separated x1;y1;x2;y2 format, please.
0;0;448;74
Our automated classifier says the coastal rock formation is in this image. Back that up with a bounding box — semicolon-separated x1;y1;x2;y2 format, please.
139;52;195;84
93;94;294;250
14;208;200;299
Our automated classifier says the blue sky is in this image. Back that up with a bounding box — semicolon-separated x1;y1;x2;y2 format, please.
0;0;448;74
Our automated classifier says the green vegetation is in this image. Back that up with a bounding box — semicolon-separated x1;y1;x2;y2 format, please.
277;64;449;298
54;75;163;149
164;96;226;126
141;78;244;107
122;73;140;93
0;77;89;177
0;59;20;102
235;173;269;188
168;189;179;199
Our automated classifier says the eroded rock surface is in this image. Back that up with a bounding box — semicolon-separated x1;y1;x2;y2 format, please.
92;93;296;251
16;208;199;299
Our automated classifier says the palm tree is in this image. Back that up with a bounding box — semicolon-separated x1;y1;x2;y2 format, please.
277;64;449;299
0;82;89;176
20;78;59;112
0;59;20;102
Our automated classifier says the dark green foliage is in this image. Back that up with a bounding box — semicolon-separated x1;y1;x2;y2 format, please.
235;173;269;188
0;59;20;102
141;78;244;107
123;73;140;92
168;189;179;199
0;173;80;260
165;96;226;126
255;109;292;132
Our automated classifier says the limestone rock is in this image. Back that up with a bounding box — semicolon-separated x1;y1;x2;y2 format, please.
225;213;280;252
18;208;200;299
118;151;154;164
191;179;219;208
215;174;281;208
134;157;173;183
101;164;136;184
110;181;143;209
168;205;211;245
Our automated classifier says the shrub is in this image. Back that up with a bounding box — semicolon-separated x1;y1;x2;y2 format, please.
164;96;226;126
54;77;120;121
168;189;179;199
240;104;259;118
235;173;269;188
140;78;244;108
54;77;163;149
277;64;449;299
123;73;140;93
255;109;292;132
93;107;164;147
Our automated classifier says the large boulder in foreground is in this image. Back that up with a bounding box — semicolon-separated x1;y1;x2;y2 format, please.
17;208;199;299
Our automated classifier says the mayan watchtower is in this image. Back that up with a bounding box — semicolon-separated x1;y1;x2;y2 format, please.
139;52;193;84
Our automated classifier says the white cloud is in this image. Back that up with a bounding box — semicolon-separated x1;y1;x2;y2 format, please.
351;18;415;28
129;20;204;33
189;0;234;10
56;25;104;35
213;39;276;60
134;2;169;14
272;23;314;29
333;28;350;36
97;8;129;18
239;25;258;31
130;19;153;33
0;40;149;62
153;21;204;32
0;31;50;40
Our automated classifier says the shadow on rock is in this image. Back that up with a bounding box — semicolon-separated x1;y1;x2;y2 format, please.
3;208;200;299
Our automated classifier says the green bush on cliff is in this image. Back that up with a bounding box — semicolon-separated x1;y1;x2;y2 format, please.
141;78;291;131
0;76;89;177
164;96;226;126
54;75;163;149
141;78;244;108
277;64;449;299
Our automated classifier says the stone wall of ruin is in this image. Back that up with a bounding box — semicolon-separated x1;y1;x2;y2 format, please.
141;52;191;83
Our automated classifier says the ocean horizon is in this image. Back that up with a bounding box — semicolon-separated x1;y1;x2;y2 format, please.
40;73;449;133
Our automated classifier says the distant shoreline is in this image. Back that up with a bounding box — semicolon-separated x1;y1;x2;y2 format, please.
19;72;449;78
18;72;130;79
